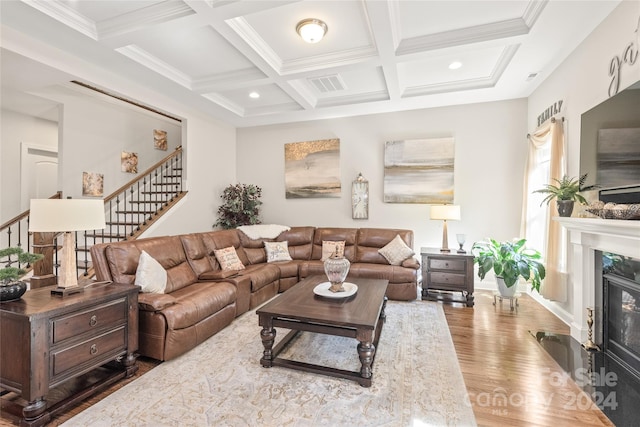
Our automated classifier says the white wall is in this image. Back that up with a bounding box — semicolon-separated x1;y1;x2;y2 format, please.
527;0;640;323
237;98;528;259
0;109;58;221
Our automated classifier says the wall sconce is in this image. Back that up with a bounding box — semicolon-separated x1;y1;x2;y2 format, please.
29;199;106;296
430;205;461;253
296;18;328;43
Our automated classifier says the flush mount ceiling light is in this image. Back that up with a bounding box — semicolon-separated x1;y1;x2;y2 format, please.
296;18;328;43
449;61;462;70
249;91;260;99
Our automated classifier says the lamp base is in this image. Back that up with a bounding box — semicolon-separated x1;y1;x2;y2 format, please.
51;286;83;297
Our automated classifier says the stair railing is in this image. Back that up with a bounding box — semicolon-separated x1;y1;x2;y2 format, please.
0;146;186;286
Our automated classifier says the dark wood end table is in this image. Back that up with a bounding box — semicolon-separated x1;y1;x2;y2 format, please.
257;276;388;387
0;282;138;427
421;247;475;307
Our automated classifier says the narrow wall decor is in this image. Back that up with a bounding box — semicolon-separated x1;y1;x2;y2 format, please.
597;128;640;187
154;129;168;150
384;137;455;204
121;151;139;174
82;172;104;197
284;138;341;198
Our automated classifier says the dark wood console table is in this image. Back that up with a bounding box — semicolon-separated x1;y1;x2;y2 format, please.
0;282;138;426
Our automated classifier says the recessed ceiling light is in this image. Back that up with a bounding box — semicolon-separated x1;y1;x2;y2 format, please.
296;19;328;43
249;92;260;99
449;61;462;70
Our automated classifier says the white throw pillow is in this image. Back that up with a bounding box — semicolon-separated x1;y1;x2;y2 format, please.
214;246;245;270
378;235;415;266
134;250;167;294
321;240;346;261
264;241;293;262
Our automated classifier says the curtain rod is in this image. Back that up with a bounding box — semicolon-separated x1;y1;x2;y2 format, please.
527;116;564;138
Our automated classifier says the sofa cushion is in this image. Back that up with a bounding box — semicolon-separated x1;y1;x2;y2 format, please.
180;234;215;277
135;251;167;293
161;281;236;330
201;230;250;267
378;234;415;265
214;246;245;270
355;228;414;265
321;240;345;261
265;241;293;262
312;228;358;261
277;227;314;260
238;263;280;292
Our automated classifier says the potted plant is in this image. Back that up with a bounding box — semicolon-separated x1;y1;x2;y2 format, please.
0;247;43;302
213;183;263;229
471;238;545;297
533;173;598;217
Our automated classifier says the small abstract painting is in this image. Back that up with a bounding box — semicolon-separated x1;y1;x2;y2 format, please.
597;128;640;188
384;137;455;204
285;138;341;198
154;129;167;151
121;151;139;174
82;172;104;197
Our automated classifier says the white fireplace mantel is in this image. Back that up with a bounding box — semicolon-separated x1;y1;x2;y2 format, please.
556;217;640;342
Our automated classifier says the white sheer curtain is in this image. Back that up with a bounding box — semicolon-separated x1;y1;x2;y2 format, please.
521;118;567;301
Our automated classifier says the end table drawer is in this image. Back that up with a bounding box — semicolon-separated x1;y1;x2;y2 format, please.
52;298;127;343
429;258;466;271
51;326;126;377
429;272;466;287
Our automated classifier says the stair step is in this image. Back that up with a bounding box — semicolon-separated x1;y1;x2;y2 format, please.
115;210;155;214
141;191;178;195
84;233;127;240
106;221;140;226
128;200;167;204
162;174;182;178
152;183;180;186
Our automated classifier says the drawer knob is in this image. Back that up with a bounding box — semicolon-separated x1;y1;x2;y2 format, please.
90;315;98;327
445;262;449;267
90;344;98;355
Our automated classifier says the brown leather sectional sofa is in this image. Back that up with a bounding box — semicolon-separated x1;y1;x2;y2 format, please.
90;227;419;361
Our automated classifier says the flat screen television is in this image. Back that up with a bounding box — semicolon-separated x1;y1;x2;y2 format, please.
580;81;640;203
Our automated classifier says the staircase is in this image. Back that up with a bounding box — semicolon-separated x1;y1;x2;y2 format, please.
0;146;186;287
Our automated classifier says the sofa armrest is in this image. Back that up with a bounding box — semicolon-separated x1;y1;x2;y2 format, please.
138;293;178;311
401;257;420;270
216;275;251;316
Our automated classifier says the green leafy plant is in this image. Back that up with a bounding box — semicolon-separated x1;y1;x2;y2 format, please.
0;247;43;284
213;184;263;229
472;238;545;292
533;173;598;206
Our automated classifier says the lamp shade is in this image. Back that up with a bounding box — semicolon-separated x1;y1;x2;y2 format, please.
430;205;461;221
296;19;327;43
29;199;106;232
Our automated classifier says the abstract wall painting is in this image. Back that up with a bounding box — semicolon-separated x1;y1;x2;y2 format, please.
383;137;455;204
154;129;167;151
121;151;139;174
82;172;104;197
597;128;640;188
284;138;341;198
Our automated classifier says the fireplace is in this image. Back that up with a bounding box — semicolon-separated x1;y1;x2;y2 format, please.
599;253;640;378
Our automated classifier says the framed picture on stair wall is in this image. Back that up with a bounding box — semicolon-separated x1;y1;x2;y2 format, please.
154;129;168;151
121;151;139;174
82;172;104;197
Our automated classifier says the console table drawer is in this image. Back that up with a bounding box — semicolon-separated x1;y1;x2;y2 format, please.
52;298;127;343
429;272;466;287
51;326;126;377
428;258;465;272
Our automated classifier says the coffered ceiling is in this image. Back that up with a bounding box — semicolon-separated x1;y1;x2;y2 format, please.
0;0;621;127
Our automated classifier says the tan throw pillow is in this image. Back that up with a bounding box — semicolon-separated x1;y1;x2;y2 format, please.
378;235;415;266
321;240;346;261
134;250;167;294
264;241;292;262
214;246;245;271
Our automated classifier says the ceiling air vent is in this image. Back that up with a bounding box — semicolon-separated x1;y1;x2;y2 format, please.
526;72;539;82
308;74;347;93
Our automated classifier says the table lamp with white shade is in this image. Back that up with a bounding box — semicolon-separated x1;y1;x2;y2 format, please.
430;205;461;253
29;199;106;296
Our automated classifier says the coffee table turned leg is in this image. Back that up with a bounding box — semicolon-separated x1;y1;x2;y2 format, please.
357;341;375;386
260;323;276;368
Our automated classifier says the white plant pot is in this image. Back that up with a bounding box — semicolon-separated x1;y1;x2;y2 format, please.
496;276;517;297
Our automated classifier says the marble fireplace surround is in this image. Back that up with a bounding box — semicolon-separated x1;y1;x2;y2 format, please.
557;217;640;343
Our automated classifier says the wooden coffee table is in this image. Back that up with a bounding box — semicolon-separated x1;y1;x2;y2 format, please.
257;275;388;387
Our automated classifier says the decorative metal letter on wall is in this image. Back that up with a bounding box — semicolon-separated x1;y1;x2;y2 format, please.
352;173;369;219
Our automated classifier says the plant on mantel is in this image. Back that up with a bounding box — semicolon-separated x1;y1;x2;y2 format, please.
533;173;599;217
213;184;263;229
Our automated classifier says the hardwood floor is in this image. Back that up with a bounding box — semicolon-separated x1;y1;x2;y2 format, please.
443;290;613;427
1;290;614;426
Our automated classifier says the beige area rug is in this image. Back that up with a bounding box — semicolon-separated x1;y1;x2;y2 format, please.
62;301;476;427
